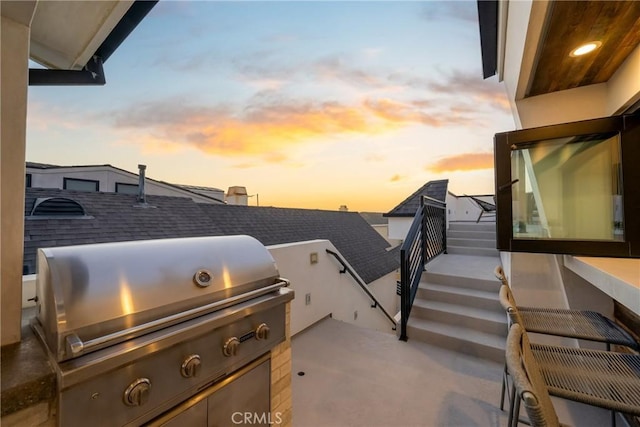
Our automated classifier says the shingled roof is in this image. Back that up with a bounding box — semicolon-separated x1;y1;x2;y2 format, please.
383;179;448;217
23;188;398;284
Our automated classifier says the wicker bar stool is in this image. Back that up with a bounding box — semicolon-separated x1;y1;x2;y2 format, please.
495;266;638;414
506;324;566;427
506;323;640;427
495;266;638;351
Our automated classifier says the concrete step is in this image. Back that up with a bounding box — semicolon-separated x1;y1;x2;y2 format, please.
447;238;496;249
411;299;507;337
447;246;499;257
418;283;503;312
447;230;496;240
406;318;505;363
423;272;501;292
448;222;496;232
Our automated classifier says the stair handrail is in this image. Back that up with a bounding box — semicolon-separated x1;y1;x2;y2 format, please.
399;196;446;341
325;249;397;330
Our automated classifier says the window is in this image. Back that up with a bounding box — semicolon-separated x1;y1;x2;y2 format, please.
494;112;640;258
510;132;622;241
63;177;99;192
115;182;139;195
26;173;31;188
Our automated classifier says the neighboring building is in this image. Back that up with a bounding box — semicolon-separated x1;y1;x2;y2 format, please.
25;162;226;204
383;179;448;241
23;187;399;284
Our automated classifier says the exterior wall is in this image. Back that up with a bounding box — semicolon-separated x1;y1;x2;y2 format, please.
1;5;36;346
516;85;608;128
387;218;412;241
29;168;128;191
27;167;223;203
503;252;580;348
608;44;640;114
501;0;538;128
267;240;398;336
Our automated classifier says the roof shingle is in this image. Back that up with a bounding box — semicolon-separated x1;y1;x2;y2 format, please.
383;179;448;217
23;188;398;283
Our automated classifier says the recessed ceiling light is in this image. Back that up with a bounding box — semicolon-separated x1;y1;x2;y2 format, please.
570;41;602;57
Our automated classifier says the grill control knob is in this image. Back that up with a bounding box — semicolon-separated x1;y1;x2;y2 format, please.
255;323;270;340
223;337;240;357
181;354;202;378
123;378;151;407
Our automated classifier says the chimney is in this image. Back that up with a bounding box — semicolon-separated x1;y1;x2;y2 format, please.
339;205;349;212
226;186;248;206
137;164;146;204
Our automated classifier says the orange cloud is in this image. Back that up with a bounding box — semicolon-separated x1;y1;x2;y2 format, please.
390;174;403;182
112;97;471;160
428;153;494;173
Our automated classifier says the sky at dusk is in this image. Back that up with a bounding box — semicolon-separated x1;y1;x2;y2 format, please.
26;1;515;212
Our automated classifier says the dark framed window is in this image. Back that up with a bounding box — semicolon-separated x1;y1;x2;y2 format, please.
63;177;99;192
115;182;139;195
494;112;640;258
26;173;32;188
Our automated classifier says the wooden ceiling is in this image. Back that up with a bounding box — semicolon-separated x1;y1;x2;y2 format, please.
527;1;640;97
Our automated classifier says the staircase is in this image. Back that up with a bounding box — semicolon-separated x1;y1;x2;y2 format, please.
446;221;498;257
406;222;506;362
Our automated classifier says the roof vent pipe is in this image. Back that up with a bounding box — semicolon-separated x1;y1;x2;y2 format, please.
137;164;146;204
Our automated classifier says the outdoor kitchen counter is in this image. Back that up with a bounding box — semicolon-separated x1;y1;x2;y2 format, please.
1;310;55;422
564;255;640;316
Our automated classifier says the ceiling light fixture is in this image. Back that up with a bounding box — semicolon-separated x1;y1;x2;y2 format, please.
570;41;602;57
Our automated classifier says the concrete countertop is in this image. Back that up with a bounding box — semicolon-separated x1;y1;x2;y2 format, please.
1;311;55;418
564;256;640;316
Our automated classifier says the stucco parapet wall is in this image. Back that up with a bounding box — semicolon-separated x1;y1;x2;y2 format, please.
564;255;640;316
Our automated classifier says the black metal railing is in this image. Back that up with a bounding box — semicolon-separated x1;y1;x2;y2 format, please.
399;196;446;341
325;249;397;330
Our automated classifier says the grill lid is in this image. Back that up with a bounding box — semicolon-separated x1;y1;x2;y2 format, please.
34;235;285;362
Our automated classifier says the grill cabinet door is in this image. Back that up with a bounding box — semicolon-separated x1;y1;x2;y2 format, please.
208;359;271;427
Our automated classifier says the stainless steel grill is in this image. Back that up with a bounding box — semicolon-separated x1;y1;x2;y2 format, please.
31;235;293;426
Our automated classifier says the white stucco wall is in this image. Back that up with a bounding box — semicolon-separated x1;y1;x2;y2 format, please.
387;218;412;241
267;240;398;336
2;8;35;345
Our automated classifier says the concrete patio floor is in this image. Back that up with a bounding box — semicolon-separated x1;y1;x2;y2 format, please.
291;317;611;427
